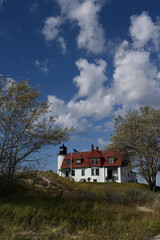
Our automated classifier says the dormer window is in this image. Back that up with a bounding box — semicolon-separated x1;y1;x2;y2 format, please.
91;158;99;165
65;160;70;166
76;159;81;165
108;157;114;164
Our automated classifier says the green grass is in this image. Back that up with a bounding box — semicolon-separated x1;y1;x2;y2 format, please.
0;171;160;240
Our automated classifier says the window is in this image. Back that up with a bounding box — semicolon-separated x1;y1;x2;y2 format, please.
91;169;94;176
91;158;99;165
93;179;97;182
108;157;114;164
76;159;81;165
96;168;99;175
65;160;70;166
95;159;99;164
91;168;99;176
72;170;75;176
81;169;85;176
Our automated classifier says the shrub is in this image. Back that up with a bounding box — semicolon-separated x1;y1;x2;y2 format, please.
125;188;154;202
77;188;97;200
106;189;124;203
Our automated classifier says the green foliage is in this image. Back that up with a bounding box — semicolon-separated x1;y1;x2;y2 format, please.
110;106;160;192
0;78;72;187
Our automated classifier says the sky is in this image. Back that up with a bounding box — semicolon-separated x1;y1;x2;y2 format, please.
0;0;160;175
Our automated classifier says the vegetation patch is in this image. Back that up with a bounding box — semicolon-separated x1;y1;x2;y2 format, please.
0;171;160;240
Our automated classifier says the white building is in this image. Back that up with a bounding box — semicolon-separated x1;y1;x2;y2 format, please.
57;144;136;183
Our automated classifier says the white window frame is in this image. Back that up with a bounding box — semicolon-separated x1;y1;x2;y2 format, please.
91;168;99;176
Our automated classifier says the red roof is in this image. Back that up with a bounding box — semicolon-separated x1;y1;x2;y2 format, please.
60;149;125;169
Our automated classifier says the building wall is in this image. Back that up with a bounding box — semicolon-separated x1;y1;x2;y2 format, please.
59;167;136;183
71;167;105;182
60;167;123;183
57;154;66;176
121;167;136;183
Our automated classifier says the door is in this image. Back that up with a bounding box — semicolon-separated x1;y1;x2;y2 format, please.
108;169;112;180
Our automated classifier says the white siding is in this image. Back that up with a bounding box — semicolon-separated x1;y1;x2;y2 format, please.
121;167;137;183
69;167;105;182
58;166;137;183
57;154;66;176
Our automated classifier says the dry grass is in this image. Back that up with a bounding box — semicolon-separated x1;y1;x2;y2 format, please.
0;171;160;240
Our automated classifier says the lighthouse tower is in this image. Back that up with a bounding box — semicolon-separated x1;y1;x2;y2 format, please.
57;144;67;176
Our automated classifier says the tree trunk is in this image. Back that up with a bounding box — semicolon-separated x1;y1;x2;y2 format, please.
149;175;156;192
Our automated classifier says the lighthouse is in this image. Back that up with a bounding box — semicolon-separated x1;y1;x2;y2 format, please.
57;144;67;176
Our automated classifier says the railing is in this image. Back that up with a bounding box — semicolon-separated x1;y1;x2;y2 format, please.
106;175;118;182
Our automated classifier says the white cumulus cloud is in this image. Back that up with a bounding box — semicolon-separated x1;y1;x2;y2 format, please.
46;58;113;132
62;0;106;54
113;40;160;106
98;138;110;149
73;58;107;99
58;36;67;54
41;0;106;54
129;11;160;51
42;16;62;41
45;12;160;135
42;16;67;53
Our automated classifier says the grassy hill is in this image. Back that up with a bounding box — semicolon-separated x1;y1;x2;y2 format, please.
0;171;160;240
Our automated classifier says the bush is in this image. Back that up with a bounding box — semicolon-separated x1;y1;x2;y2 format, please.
106;189;124;203
125;188;154;202
77;188;97;200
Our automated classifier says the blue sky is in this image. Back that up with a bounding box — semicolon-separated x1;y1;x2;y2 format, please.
1;0;160;173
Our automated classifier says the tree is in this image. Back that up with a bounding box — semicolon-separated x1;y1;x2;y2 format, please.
109;106;160;191
0;78;72;185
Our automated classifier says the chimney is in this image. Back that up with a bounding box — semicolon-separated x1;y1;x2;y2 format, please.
91;144;94;151
96;146;99;151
